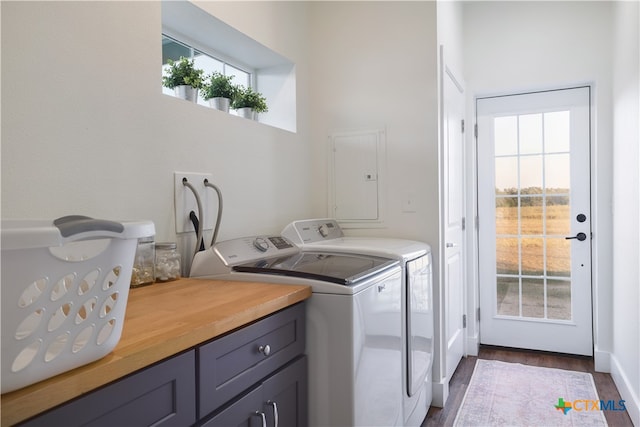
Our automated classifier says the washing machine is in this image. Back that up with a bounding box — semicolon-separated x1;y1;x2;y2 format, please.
282;219;434;427
189;235;404;427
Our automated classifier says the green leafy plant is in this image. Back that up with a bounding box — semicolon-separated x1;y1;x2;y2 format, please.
232;86;268;113
162;57;204;89
201;72;237;100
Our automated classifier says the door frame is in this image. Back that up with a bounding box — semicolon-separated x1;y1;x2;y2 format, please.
466;83;607;367
475;86;593;355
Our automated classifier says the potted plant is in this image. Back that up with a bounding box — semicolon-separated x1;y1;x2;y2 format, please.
162;57;204;102
201;72;237;112
232;86;268;120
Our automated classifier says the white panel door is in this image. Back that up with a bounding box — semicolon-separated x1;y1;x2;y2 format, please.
477;87;593;356
442;63;466;381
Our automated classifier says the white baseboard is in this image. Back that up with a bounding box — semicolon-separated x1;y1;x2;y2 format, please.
594;348;611;372
466;334;479;357
431;378;450;408
610;354;640;426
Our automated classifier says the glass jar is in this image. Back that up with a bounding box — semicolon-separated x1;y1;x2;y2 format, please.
155;242;181;282
131;236;155;287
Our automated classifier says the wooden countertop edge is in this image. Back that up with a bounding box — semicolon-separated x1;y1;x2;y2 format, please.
1;279;311;426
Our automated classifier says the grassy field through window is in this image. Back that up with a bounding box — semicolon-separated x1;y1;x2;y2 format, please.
495;204;572;319
496;204;571;275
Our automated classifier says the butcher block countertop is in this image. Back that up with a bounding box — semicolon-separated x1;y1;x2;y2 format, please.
1;278;312;426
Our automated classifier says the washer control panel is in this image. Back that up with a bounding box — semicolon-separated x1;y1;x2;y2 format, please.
282;219;344;244
213;235;298;265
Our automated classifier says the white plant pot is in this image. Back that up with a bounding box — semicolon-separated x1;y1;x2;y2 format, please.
236;107;255;120
174;85;198;103
208;97;231;113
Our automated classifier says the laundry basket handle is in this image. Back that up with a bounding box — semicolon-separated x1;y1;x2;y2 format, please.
53;215;125;238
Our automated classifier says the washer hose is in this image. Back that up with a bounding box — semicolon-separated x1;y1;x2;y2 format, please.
204;179;223;247
182;177;203;261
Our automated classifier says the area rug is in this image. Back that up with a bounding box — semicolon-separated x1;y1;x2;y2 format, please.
453;359;608;426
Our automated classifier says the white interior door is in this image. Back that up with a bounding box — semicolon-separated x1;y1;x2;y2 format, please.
477;87;593;356
442;62;466;380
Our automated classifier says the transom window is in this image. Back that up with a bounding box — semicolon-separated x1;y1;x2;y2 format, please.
161;34;252;106
161;0;297;132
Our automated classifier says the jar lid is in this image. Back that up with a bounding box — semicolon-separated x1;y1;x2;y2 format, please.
156;242;177;250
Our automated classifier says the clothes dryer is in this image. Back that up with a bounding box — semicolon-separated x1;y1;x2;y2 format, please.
282;219;434;427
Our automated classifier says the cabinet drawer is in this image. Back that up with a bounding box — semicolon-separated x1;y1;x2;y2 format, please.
200;356;307;427
200;385;264;427
198;302;305;418
20;351;196;427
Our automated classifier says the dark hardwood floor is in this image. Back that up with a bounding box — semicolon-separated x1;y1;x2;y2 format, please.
422;345;634;426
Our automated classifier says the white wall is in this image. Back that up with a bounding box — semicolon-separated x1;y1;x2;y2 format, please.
306;0;446;402
307;1;438;242
611;1;640;424
463;0;615;369
1;1;314;262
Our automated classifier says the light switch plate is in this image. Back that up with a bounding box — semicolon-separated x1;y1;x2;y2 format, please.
174;172;214;234
402;191;417;213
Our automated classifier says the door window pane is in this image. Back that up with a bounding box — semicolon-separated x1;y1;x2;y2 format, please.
547;279;572;320
544;111;571;153
496;199;518;235
519;113;543;155
546;198;570;235
495;116;518;156
521;238;544;275
522;279;544;318
495;157;518;192
520;200;543;235
546;238;571;277
520;155;543;188
497;276;519;316
545;153;570;189
496;237;519;274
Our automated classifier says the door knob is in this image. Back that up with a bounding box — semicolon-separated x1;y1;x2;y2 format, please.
565;232;587;241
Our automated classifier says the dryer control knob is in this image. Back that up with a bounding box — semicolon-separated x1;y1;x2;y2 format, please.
318;224;329;238
253;237;269;252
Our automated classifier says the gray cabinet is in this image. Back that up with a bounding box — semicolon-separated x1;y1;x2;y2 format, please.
19;350;197;427
260;355;307;427
18;303;306;427
202;356;307;427
198;302;307;426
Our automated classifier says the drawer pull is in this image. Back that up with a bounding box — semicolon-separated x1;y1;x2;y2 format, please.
258;344;271;356
268;400;279;427
254;411;267;427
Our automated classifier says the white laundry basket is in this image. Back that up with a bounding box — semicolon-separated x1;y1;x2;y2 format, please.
1;216;155;393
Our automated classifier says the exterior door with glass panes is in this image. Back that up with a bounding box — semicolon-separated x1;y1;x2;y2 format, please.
476;87;592;356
